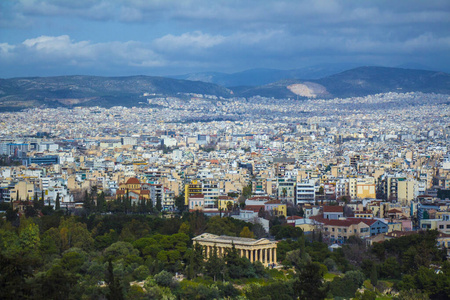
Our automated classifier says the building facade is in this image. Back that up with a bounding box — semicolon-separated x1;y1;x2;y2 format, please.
192;233;278;266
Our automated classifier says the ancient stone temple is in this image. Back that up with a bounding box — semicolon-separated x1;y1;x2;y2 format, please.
192;233;278;266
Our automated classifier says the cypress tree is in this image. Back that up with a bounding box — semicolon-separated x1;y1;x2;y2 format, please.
55;193;60;210
106;259;124;300
370;264;378;287
156;194;162;212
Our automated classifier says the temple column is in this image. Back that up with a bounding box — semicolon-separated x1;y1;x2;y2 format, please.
268;247;272;264
274;247;277;264
250;250;254;263
264;248;268;265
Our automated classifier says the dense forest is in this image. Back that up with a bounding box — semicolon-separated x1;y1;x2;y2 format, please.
1;199;449;299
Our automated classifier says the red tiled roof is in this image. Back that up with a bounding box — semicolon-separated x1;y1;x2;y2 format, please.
189;194;205;199
265;200;283;205
245;205;264;212
248;196;272;201
323;206;343;213
387;208;402;213
218;196;235;200
287;216;303;220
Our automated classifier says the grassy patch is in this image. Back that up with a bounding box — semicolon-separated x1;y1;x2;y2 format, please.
324;272;338;281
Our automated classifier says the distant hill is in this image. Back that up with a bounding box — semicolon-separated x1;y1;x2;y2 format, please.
0;75;232;111
1;67;449;111
171;64;358;87
230;66;450;99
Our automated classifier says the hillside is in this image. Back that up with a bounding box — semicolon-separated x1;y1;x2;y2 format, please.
230;67;450;99
1;67;449;111
172;64;357;87
0;75;232;111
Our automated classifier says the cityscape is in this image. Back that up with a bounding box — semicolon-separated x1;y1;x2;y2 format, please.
1;90;450;298
1;0;450;299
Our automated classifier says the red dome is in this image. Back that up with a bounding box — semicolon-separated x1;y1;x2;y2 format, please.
126;177;140;185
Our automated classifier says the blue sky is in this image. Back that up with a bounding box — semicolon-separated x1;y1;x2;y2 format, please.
0;0;449;78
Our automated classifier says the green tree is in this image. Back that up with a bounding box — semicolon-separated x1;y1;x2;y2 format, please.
106;259;124;300
370;263;378;286
97;191;106;213
293;262;328;300
55;193;60;210
174;192;185;213
156;194;162;212
242;182;252;199
153;270;174;287
240;226;254;238
204;245;224;281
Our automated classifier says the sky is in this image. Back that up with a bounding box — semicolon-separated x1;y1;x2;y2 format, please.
0;0;449;78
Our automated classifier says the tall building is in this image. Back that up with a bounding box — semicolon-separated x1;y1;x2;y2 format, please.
184;180;202;205
296;180;316;204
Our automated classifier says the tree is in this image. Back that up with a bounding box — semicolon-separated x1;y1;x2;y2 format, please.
298;206;304;217
153;270;174;287
240;226;254;238
55;193;60;210
318;186;324;195
156;194;162;212
174;192;185;213
293;262;328;300
146;198;154;213
97;191;106;213
370;263;378;286
204;245;224;281
106;259;124;300
242;182;252;199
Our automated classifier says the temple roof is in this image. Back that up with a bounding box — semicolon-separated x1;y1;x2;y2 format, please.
192;233;276;246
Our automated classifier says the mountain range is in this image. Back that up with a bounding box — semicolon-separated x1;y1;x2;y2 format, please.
0;66;449;111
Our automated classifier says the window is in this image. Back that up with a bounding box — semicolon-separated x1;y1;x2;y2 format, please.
439;225;444;229
332;228;335;232
344;229;347;233
338;228;341;232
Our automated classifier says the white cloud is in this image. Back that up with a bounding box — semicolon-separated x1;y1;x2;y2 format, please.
154;31;225;50
1;35;164;70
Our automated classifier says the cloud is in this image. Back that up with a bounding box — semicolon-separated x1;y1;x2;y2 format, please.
0;35;164;71
4;0;448;27
0;1;449;76
154;31;225;50
1;28;450;78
